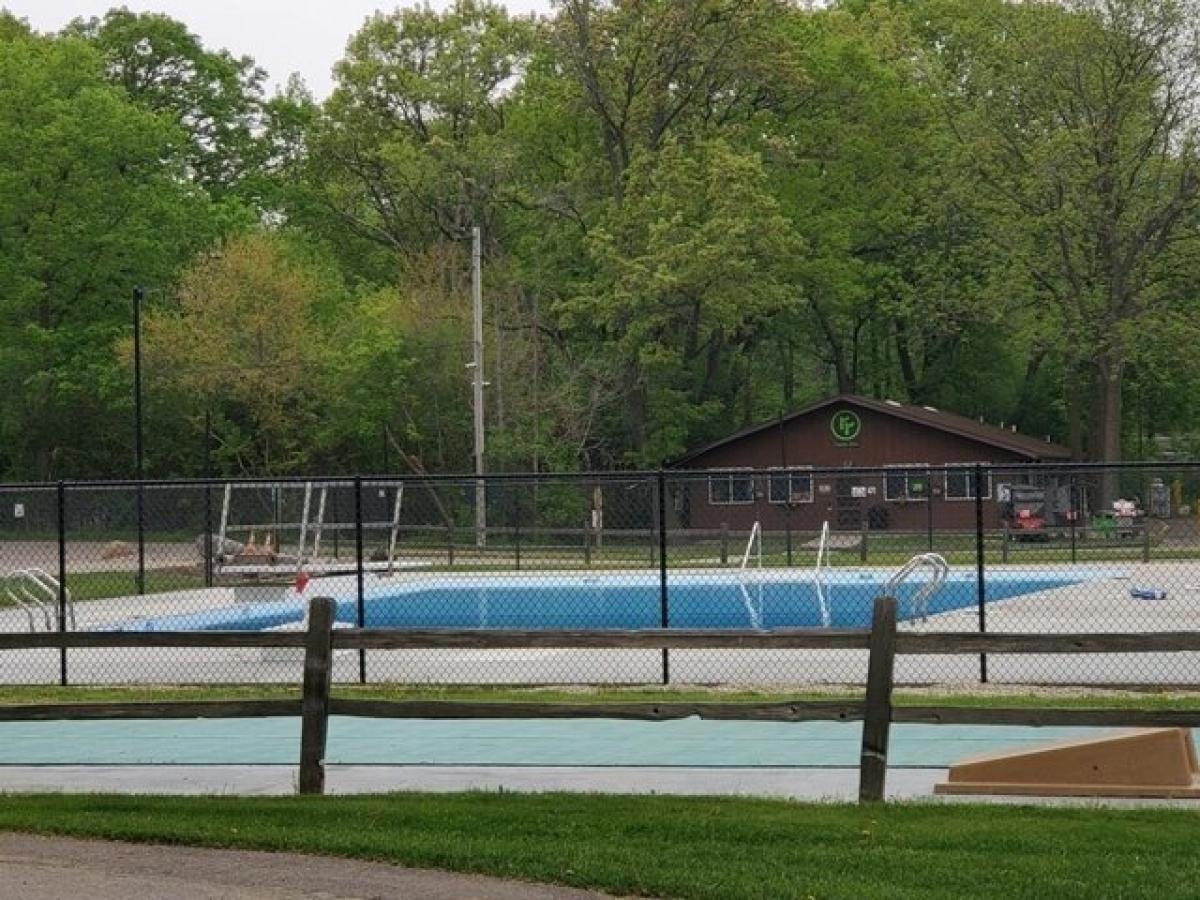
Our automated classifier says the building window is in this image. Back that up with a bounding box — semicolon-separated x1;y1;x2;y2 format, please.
945;467;993;501
709;470;754;505
885;466;930;501
768;468;814;504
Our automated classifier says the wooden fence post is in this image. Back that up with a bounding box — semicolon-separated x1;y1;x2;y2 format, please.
859;595;898;803
299;596;335;795
859;519;868;563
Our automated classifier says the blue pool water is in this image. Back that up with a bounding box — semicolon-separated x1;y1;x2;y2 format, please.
115;570;1090;632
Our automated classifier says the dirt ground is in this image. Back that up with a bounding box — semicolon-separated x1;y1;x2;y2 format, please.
0;832;621;900
0;540;198;575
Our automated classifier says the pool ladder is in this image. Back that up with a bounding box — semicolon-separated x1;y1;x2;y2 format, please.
885;553;949;623
3;568;74;632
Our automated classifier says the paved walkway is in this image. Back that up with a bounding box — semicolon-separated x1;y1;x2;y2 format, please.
0;764;939;800
0;833;616;900
2;764;1197;808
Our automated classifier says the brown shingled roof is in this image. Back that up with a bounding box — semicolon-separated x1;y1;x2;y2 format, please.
670;394;1072;465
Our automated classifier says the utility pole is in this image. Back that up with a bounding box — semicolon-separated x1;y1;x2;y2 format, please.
471;226;486;548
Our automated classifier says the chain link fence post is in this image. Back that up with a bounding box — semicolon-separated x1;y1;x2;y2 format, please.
56;480;67;686
926;465;935;551
657;470;669;685
134;479;145;596
202;411;214;588
355;476;366;684
975;463;988;684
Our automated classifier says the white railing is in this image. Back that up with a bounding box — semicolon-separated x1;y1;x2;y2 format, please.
814;520;831;628
884;553;950;623
3;575;44;632
737;521;763;629
3;568;74;632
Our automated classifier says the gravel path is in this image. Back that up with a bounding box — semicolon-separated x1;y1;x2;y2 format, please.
0;832;623;900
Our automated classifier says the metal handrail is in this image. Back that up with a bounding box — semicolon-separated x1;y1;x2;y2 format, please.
7;568;74;631
737;521;763;629
3;577;43;632
885;553;950;623
739;520;762;573
814;521;831;627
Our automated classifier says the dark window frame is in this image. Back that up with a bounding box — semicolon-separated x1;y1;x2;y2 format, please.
767;467;814;505
945;467;993;501
708;469;755;505
884;465;931;502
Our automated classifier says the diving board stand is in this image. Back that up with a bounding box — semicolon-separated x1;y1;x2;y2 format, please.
215;481;405;577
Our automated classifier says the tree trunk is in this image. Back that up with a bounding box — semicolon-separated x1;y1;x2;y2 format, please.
893;317;920;402
624;368;648;456
1065;362;1086;461
1012;348;1045;432
809;298;853;394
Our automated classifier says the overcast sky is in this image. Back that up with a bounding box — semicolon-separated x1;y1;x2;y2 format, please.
4;1;554;98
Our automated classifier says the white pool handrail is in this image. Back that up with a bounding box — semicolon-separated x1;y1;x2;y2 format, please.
885;553;949;623
3;576;42;632
813;521;831;628
23;567;74;630
737;521;763;629
3;568;73;631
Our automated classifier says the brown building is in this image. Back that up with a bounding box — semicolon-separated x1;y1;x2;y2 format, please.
669;394;1072;532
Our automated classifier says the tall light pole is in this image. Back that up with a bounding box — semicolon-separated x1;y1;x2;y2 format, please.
471;226;486;548
133;286;146;594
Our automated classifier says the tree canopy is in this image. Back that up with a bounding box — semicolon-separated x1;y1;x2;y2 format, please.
1;0;1199;479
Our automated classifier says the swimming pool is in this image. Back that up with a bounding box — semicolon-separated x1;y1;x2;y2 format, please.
113;569;1092;632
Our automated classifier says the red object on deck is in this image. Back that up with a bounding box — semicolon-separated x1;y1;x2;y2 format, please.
294;571;310;594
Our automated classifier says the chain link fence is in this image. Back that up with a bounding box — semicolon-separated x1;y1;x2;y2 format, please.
1;464;1199;687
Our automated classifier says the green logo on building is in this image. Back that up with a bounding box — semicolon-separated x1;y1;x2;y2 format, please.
831;410;862;443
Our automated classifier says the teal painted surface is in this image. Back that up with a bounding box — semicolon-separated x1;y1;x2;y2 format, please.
3;718;1195;767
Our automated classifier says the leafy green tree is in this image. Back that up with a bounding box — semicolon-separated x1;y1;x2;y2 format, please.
568;138;803;463
304;0;536;255
921;0;1200;469
137;233;341;474
0;27;223;479
552;0;805;202
67;9;270;202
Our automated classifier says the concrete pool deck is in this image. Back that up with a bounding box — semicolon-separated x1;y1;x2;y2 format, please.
2;562;1199;684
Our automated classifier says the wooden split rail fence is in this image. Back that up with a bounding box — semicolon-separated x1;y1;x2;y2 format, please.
3;596;1200;800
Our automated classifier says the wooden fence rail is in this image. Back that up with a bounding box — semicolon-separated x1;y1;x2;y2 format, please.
2;595;1199;800
9;628;1200;653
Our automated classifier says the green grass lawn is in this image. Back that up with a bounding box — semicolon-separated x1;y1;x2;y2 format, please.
1;682;1198;710
0;793;1196;898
